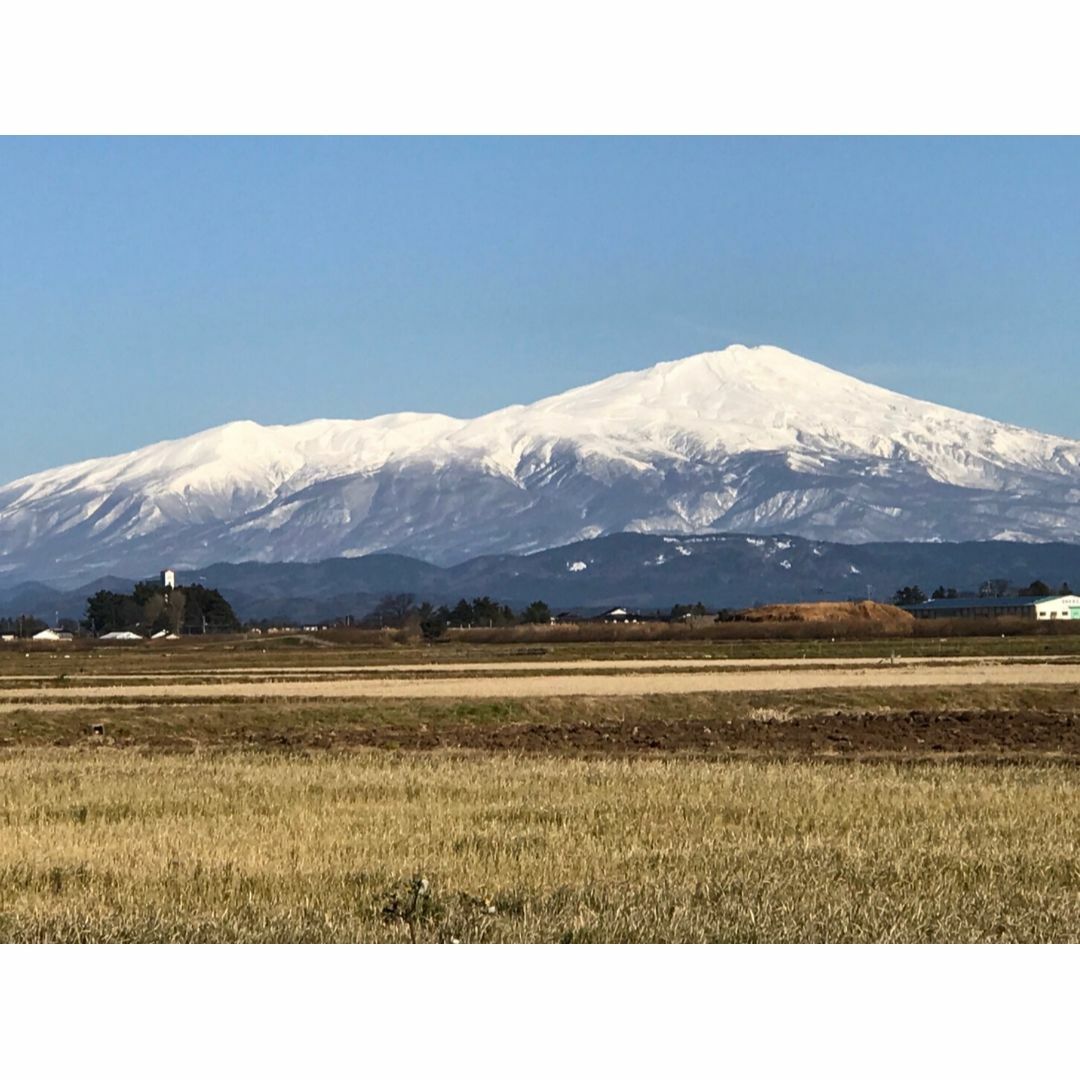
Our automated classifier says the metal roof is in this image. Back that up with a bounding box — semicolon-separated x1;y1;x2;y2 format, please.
906;595;1072;611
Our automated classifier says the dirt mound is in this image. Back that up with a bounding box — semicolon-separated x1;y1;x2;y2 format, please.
737;600;915;630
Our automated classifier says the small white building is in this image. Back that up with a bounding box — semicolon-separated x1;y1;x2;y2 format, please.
32;628;73;642
161;568;176;589
1033;595;1080;620
600;607;638;623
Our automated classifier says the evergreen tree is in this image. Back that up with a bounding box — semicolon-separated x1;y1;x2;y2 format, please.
891;585;927;606
449;599;474;626
1020;579;1051;597
84;590;142;633
132;579;164;606
470;597;504;626
520;600;551;624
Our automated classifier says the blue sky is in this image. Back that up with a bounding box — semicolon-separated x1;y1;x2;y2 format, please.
2;137;1078;483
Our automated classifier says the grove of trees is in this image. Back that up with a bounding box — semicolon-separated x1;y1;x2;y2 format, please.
891;585;927;606
84;581;239;636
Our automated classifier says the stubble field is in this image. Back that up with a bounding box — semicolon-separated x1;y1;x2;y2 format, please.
1;634;1078;943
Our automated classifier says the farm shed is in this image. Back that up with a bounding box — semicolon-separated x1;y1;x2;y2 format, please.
905;595;1080;620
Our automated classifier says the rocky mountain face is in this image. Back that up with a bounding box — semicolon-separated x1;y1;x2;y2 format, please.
3;344;1079;585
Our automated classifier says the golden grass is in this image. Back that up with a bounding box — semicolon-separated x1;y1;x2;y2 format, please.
0;749;1076;943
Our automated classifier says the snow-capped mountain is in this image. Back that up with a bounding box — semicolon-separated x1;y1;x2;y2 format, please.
3;344;1080;584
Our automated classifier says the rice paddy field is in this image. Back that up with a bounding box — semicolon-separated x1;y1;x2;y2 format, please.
1;634;1078;943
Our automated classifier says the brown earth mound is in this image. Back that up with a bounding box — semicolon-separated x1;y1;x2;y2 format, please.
737;600;915;631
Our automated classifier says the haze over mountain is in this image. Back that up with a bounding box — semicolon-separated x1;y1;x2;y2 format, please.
3;344;1080;585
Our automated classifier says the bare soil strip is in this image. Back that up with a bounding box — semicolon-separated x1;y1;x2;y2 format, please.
3;702;1079;760
188;708;1080;758
4;682;1080;759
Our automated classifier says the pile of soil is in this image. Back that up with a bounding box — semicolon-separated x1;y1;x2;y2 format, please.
737;600;915;632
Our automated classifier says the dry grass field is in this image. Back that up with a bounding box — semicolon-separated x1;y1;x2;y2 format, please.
1;635;1078;943
1;751;1076;943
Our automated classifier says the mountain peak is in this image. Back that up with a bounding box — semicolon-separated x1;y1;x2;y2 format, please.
495;342;925;462
655;343;877;392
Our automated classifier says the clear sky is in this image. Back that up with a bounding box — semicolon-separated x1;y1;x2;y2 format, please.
2;136;1078;483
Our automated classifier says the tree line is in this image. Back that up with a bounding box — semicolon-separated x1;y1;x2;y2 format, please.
891;580;1073;607
358;594;553;640
353;595;714;638
0;615;52;638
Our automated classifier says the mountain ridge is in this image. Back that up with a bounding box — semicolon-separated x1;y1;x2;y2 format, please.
6;532;1080;625
3;344;1080;584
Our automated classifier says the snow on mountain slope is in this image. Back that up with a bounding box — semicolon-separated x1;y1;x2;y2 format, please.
439;345;1080;484
3;344;1079;583
5;413;468;507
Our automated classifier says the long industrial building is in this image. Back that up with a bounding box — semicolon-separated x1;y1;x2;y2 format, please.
906;595;1080;620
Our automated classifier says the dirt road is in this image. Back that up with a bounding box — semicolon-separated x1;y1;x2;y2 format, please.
0;653;1025;682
